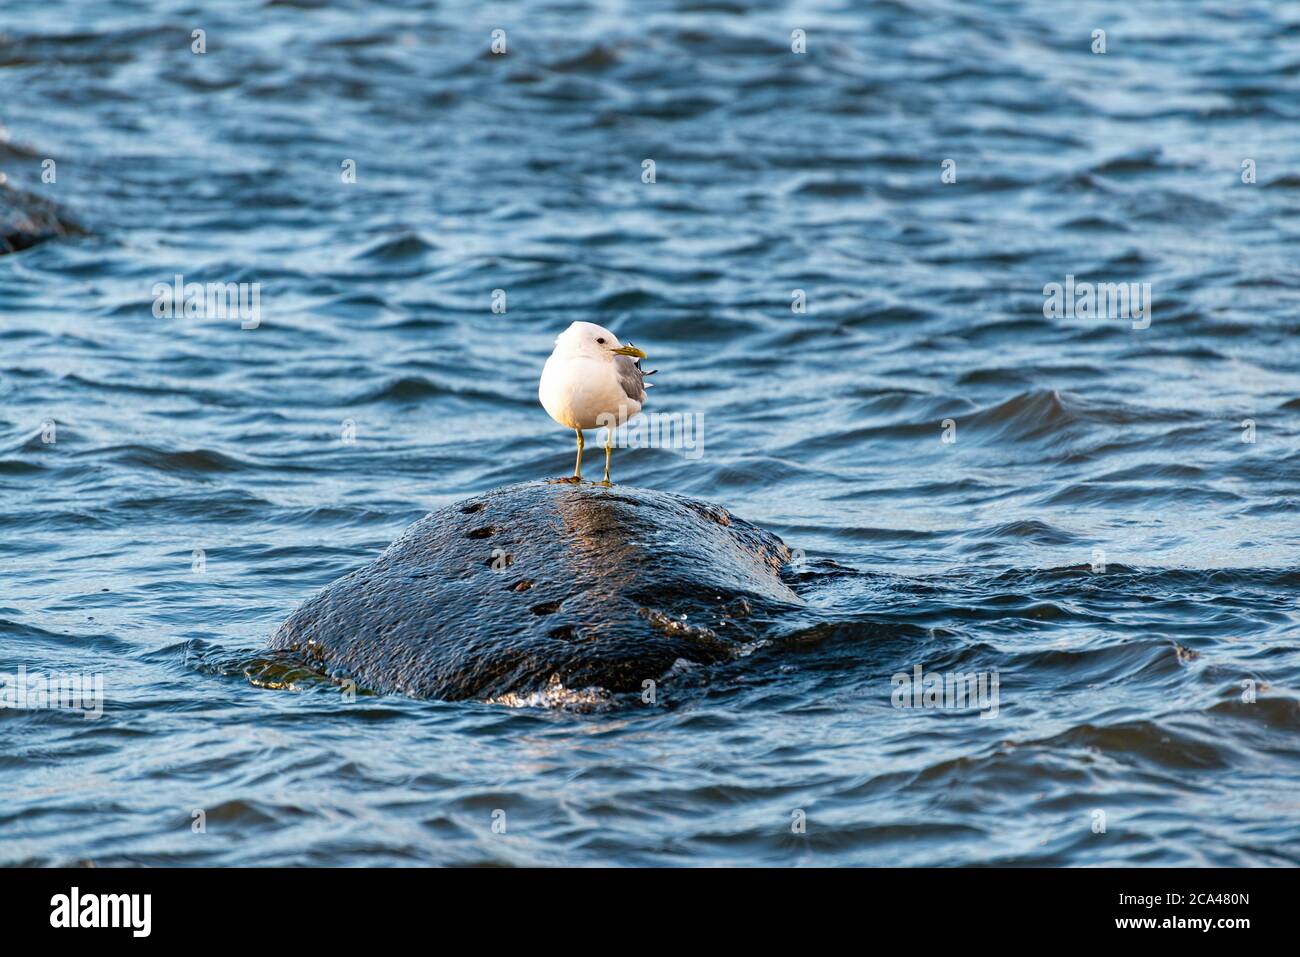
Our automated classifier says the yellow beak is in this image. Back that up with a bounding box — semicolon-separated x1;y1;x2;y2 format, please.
612;344;647;359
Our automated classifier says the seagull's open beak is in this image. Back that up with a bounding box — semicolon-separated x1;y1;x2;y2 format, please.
612;344;647;359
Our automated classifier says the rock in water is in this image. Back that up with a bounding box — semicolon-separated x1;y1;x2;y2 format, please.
0;182;82;254
0;137;83;254
269;482;801;701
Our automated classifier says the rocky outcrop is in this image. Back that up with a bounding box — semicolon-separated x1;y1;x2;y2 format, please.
269;482;801;701
0;141;82;254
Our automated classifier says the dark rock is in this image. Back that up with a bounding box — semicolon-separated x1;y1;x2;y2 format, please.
269;481;801;701
0;182;82;254
0;139;83;254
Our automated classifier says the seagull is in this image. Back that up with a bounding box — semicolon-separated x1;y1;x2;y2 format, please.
539;321;654;485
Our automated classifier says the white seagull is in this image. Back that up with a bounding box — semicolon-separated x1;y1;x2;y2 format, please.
539;321;653;485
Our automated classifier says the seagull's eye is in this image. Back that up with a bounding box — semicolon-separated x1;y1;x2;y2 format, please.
596;337;606;344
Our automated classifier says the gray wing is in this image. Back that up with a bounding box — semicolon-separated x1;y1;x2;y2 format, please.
614;354;646;404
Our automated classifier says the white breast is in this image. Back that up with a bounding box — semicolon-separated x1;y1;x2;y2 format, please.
539;354;643;431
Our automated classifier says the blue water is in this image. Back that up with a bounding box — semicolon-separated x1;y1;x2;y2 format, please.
2;0;1298;866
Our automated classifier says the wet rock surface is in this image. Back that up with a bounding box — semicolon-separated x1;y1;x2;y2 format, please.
269;481;801;701
0;141;82;254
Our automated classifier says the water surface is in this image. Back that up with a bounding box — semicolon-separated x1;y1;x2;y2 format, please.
2;0;1298;866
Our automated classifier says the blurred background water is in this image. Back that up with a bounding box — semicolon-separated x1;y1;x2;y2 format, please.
1;0;1298;866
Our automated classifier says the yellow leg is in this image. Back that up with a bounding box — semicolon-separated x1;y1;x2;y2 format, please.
547;428;584;484
598;431;613;486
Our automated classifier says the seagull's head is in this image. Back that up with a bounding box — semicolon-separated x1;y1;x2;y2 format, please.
553;321;647;361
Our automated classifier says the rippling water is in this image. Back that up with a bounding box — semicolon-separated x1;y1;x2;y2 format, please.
2;0;1299;866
